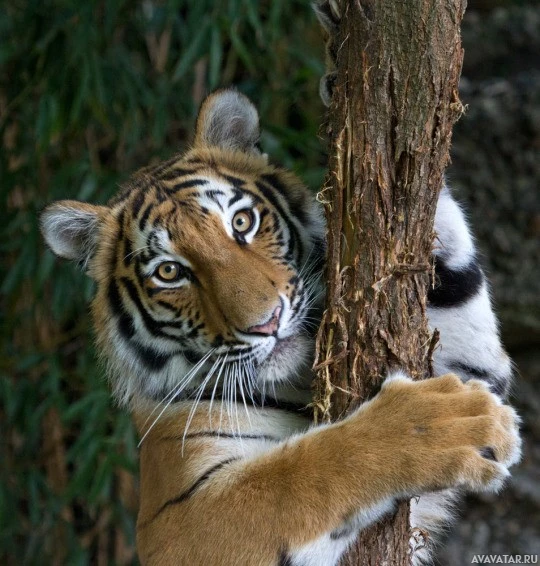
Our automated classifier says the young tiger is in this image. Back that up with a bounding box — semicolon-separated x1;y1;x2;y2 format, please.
40;88;521;566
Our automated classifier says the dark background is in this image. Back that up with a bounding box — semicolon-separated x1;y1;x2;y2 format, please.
1;1;538;564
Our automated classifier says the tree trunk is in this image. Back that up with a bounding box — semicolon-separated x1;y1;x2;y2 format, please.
313;1;466;565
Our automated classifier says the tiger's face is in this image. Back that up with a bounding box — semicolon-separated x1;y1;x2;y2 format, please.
41;90;325;404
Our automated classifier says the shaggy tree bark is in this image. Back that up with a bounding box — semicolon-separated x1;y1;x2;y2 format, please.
313;1;466;565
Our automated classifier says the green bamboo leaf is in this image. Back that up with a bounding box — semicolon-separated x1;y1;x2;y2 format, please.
1;250;27;294
208;25;223;90
229;26;255;73
243;0;264;45
66;442;101;498
15;353;44;373
35;95;49;148
91;52;107;109
172;18;211;82
88;458;112;503
77;174;97;200
69;57;90;125
63;391;108;422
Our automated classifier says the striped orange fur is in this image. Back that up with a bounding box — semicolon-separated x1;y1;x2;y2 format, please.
41;89;521;565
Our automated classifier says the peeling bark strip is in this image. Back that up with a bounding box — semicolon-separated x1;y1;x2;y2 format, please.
313;1;466;565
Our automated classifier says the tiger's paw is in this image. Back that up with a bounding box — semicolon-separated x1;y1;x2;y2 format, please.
360;373;522;495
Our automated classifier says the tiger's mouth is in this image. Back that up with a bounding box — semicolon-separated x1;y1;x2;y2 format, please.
271;336;295;355
255;333;314;382
201;332;308;367
207;336;290;365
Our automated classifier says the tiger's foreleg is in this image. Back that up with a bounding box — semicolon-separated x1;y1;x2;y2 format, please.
136;373;520;566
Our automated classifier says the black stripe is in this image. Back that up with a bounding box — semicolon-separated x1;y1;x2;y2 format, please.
489;378;509;398
310;236;326;273
140;248;158;265
186;322;204;339
132;343;171;371
107;280;171;371
123;236;133;267
157;167;196;181
164;431;280;442
184;156;204;164
116;208;126;246
183;348;202;364
212;334;224;347
451;363;490;380
232;186;263;205
131;189;145;216
205;189;225;198
139;202;153;231
120;277;185;336
193;391;313;417
153;458;238;519
250;395;312;416
165;382;312;417
156;299;180;313
450;363;509;397
154;186;168;203
278;550;294;566
108;280;135;340
262;173;308;224
148;156;183;176
222;173;246;187
255;181;303;262
330;522;357;540
167;179;209;193
428;258;483;308
120;276;168;337
133;261;149;292
204;189;225;209
108;187;131;206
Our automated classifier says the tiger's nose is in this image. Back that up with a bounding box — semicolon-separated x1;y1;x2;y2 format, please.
246;306;282;336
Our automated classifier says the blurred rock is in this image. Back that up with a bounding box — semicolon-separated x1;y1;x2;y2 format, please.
438;352;540;564
462;6;540;79
438;4;540;563
451;4;540;346
451;70;540;348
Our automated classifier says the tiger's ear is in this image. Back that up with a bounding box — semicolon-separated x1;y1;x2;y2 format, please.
40;200;108;269
194;89;260;153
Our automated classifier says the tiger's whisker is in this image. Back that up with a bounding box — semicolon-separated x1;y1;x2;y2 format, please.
245;358;257;406
227;364;235;434
138;349;214;446
138;349;214;433
237;361;252;426
217;354;229;435
123;245;151;262
232;363;244;445
208;354;228;430
182;355;223;453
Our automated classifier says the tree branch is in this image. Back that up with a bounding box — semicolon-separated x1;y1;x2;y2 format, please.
313;0;466;563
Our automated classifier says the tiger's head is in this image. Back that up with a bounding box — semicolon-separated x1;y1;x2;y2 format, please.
41;89;325;406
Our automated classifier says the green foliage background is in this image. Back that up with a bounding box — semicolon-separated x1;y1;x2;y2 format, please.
2;1;538;565
1;1;324;563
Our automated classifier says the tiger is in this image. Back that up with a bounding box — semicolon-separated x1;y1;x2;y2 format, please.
40;84;521;565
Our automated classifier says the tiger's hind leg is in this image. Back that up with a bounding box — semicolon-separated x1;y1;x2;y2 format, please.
429;187;513;397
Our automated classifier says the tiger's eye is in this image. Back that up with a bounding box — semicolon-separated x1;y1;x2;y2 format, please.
232;209;254;234
155;262;181;282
